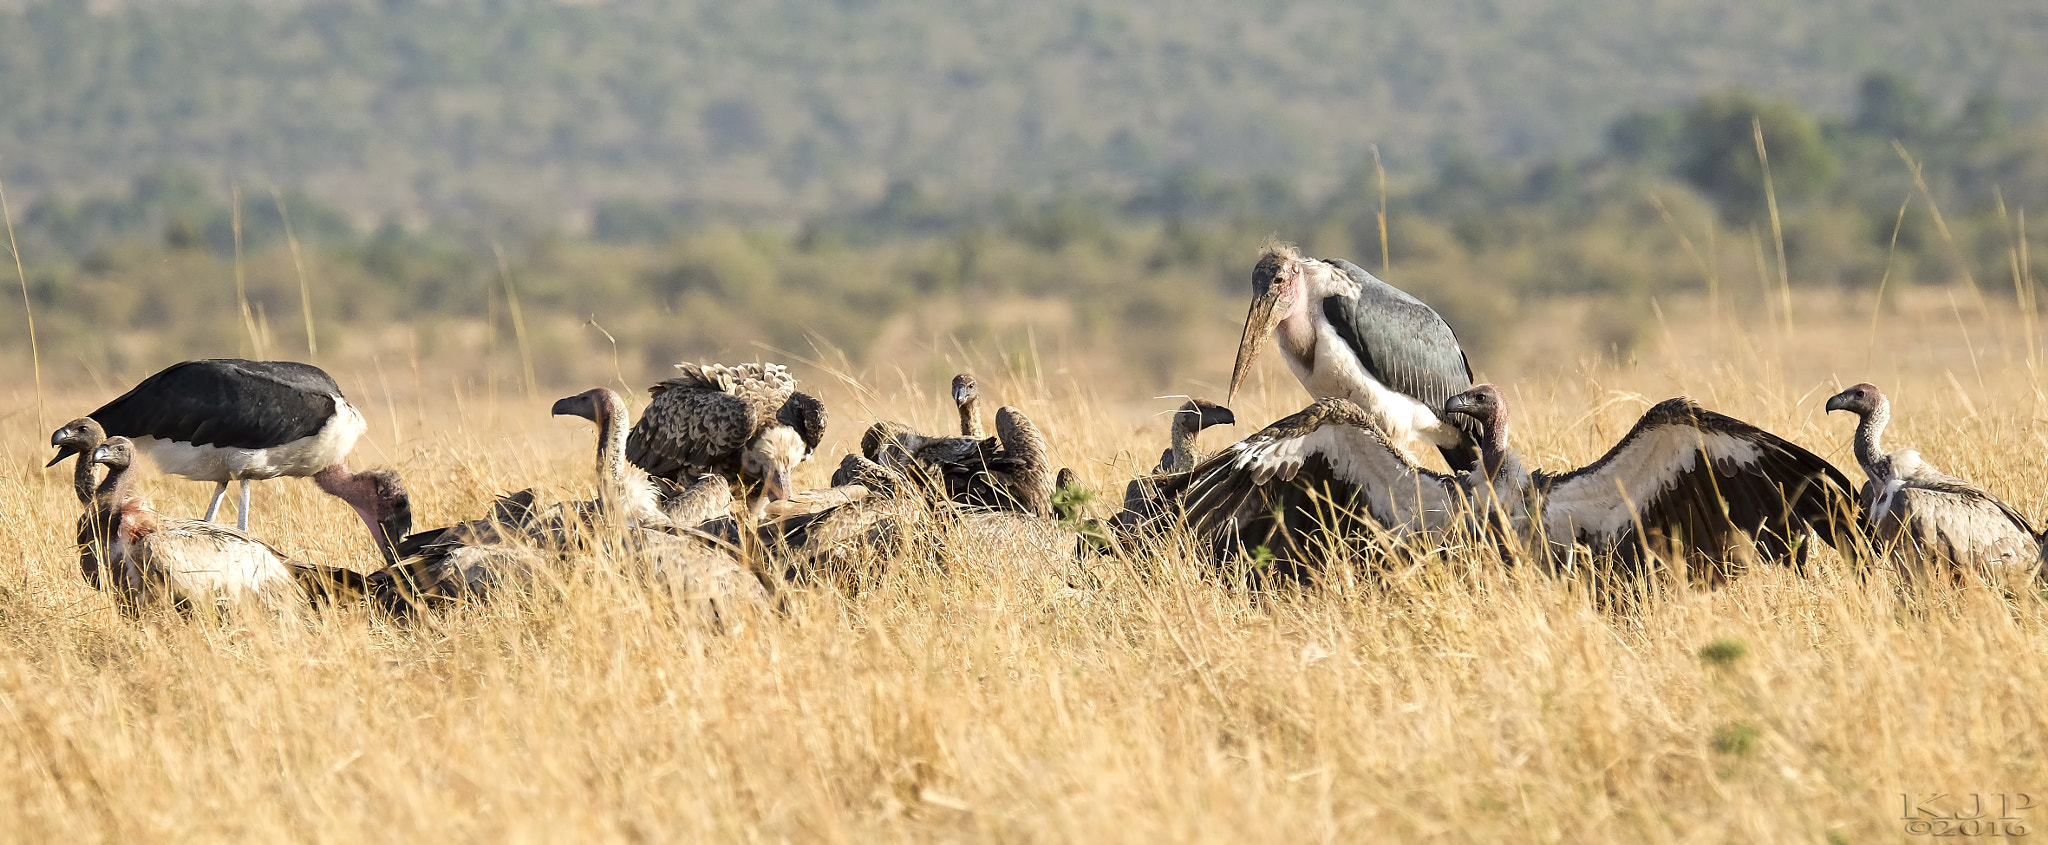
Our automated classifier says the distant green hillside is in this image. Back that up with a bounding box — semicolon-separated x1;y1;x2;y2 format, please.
0;0;2041;221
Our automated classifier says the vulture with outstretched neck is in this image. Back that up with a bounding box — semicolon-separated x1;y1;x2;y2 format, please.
1825;382;2043;585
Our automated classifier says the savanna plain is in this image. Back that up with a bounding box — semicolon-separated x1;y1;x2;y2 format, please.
1;288;2045;843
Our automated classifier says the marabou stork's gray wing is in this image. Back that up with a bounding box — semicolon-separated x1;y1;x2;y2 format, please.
1534;398;1858;569
626;382;757;481
1320;260;1482;461
89;358;342;449
777;392;829;456
1176;398;1465;564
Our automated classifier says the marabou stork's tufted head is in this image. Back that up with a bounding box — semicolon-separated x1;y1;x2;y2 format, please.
743;426;808;503
1231;241;1312;403
1824;382;1885;417
315;465;415;564
952;373;979;407
48;417;107;467
90;436;137;471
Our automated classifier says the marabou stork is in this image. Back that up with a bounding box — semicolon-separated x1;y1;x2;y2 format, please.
1175;387;1856;583
1826;383;2044;585
54;358;387;533
626;362;827;518
1229;243;1482;473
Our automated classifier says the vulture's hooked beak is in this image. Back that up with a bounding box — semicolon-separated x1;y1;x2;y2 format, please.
551;393;600;422
46;443;78;468
1442;393;1477;418
1228;285;1286;404
90;444;115;465
1823;392;1851;413
766;468;794;503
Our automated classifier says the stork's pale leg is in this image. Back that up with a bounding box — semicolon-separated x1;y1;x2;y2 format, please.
237;480;253;531
203;482;229;522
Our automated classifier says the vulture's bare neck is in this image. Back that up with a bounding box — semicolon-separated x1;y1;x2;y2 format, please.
1853;399;1893;478
959;398;984;438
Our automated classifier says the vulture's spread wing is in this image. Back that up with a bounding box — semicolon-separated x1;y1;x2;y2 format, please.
1536;398;1856;569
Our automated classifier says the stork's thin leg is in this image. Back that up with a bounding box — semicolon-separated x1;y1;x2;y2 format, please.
203;482;229;522
237;480;253;531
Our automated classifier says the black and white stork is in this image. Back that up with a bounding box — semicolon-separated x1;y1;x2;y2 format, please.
625;362;828;519
1229;242;1482;473
52;359;405;540
1174;386;1857;583
1825;383;2043;585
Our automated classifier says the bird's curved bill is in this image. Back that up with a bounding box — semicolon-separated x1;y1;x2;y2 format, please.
767;469;794;502
1228;287;1285;405
550;394;598;421
46;444;78;468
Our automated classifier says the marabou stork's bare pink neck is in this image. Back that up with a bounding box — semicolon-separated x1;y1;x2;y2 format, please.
313;463;398;561
1276;293;1318;367
1853;394;1893;477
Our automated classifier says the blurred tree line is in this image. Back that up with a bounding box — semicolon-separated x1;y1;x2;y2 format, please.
5;73;2045;393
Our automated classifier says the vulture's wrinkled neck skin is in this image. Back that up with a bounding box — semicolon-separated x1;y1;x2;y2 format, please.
1852;394;1892;476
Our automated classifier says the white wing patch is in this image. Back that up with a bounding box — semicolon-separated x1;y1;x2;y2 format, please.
1227;420;1459;535
1542;425;1764;541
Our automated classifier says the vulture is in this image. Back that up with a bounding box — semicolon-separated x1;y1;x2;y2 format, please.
858;405;1057;517
626;362;827;518
1825;383;2044;585
953;373;985;437
1229;242;1482;473
1113;399;1237;534
1175;387;1857;583
57;358;372;530
83;437;365;616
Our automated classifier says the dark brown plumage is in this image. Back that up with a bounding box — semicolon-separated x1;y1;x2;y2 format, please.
626;362;826;515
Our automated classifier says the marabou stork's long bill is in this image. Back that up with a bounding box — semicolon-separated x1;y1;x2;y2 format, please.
1173;386;1857;583
1229;242;1482;472
1826;383;2044;585
51;359;406;538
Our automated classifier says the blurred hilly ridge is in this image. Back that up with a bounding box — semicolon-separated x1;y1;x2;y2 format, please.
0;0;2044;397
1;0;2044;220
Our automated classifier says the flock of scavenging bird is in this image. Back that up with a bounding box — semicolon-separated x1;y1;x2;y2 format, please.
43;242;2048;622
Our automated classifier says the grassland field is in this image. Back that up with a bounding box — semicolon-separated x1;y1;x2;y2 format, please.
0;285;2044;842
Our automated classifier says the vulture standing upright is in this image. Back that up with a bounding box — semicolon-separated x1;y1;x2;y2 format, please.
1229;243;1482;472
1825;383;2043;585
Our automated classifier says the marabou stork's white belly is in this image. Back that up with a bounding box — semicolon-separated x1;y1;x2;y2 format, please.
1285;323;1461;454
132;398;365;483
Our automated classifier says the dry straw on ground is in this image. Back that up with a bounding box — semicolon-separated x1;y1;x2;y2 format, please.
1;288;2044;842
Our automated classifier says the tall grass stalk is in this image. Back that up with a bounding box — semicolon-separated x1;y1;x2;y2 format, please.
1752;118;1794;338
0;167;43;433
270;188;318;362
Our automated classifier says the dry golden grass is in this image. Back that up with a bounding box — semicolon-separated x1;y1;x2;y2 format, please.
1;287;2045;842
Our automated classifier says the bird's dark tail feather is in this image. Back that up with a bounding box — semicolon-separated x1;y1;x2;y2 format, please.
289;561;370;605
